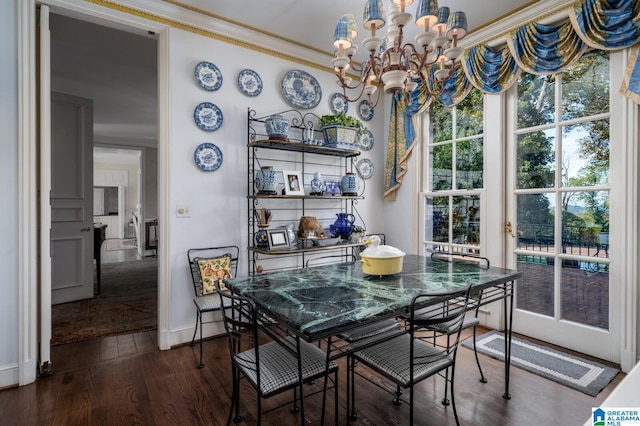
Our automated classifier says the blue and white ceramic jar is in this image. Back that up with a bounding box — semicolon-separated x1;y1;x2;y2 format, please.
265;114;289;140
310;172;326;195
255;166;278;194
341;172;359;196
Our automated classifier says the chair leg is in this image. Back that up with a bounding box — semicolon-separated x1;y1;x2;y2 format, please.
441;335;451;406
334;369;339;426
198;313;204;369
190;311;200;347
450;366;460;426
473;326;487;383
290;387;300;413
347;356;358;420
228;366;241;425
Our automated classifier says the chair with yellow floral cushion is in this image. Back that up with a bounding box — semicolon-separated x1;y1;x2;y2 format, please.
187;246;239;368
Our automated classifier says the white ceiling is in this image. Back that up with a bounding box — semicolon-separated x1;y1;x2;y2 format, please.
178;0;534;57
50;0;534;148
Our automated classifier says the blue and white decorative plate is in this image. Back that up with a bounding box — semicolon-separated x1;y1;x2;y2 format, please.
358;100;374;121
194;102;223;131
358;129;374;151
356;158;374;180
194;61;223;91
281;70;322;109
237;69;262;97
330;93;348;114
194;142;223;171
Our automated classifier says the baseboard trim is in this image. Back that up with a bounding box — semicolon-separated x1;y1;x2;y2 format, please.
0;364;19;389
167;320;225;349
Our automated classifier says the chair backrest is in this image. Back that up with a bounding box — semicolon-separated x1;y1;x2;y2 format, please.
305;253;356;268
430;250;490;269
410;285;473;356
187;246;240;297
430;251;487;309
216;283;262;383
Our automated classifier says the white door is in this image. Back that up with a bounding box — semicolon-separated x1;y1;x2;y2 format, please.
50;91;94;305
506;50;622;362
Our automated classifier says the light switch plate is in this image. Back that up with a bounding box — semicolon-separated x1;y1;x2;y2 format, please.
176;204;191;218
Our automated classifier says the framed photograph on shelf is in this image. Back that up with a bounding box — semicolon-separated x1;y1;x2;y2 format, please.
282;170;305;195
325;181;341;195
267;228;290;250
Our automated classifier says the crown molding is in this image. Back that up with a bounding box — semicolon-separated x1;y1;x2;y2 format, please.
462;0;577;48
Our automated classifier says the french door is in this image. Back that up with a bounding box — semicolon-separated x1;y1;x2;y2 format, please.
506;50;623;362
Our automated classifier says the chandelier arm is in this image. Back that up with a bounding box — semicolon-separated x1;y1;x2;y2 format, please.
348;58;364;74
341;83;368;104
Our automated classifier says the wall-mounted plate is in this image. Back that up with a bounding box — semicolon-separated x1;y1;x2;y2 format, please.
356;158;374;179
194;102;223;131
358;129;374;151
194;142;223;171
358;100;374;121
330;93;348;114
237;69;263;97
281;70;322;109
194;61;223;91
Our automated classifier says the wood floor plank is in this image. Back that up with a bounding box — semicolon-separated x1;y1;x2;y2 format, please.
116;333;137;357
0;327;624;426
99;335;119;361
133;331;156;354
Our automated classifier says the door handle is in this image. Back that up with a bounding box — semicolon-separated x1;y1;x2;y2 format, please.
81;227;91;232
505;221;516;238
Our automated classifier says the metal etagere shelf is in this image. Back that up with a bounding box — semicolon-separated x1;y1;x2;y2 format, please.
247;108;366;275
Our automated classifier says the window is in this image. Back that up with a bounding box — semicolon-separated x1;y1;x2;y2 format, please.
424;88;484;253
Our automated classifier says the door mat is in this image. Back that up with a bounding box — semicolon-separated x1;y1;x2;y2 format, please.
463;330;618;396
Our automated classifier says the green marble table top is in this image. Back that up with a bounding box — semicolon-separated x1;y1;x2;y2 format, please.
224;254;521;342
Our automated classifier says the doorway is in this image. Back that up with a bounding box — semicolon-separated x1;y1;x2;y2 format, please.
48;13;159;345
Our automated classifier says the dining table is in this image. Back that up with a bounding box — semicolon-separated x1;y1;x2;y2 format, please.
223;253;522;422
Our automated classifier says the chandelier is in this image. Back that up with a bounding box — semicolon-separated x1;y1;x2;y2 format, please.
332;0;468;107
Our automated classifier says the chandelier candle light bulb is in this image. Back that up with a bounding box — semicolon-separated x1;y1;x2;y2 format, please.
332;0;467;107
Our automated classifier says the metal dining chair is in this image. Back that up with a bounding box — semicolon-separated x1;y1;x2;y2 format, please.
347;284;473;426
427;251;489;404
216;283;339;426
187;245;239;368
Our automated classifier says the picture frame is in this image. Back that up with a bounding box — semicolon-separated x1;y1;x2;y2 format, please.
267;228;290;250
282;170;305;195
325;181;341;195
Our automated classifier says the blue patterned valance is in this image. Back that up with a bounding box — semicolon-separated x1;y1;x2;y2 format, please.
463;44;521;93
426;63;473;107
569;0;640;49
383;0;640;199
621;45;640;102
507;21;588;75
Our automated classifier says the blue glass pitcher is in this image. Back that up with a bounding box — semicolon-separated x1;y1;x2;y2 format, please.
330;213;355;238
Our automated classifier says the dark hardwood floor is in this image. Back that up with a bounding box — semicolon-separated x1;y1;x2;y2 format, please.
0;327;623;425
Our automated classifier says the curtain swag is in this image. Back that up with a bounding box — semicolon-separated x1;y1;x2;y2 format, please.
384;0;640;200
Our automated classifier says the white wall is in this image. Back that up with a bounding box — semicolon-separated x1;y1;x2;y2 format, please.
165;29;386;343
0;0;19;385
143;147;158;219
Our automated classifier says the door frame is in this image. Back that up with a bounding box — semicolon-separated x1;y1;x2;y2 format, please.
18;0;170;384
